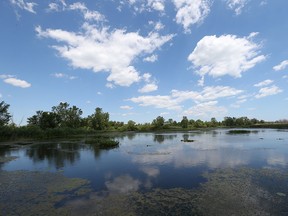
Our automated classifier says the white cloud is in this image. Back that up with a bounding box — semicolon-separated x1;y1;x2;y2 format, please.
143;54;158;62
3;77;31;88
0;74;14;79
254;79;273;87
226;0;249;15
183;101;227;117
129;85;242;111
171;86;243;102
138;83;158;93
128;95;182;110
188;33;266;79
142;73;152;82
10;0;37;13
155;21;165;31
173;0;212;33
147;0;165;11
106;83;115;89
36;24;173;87
47;3;60;12
52;73;77;80
255;85;283;99
68;2;105;22
273;60;288;71
120;105;133;110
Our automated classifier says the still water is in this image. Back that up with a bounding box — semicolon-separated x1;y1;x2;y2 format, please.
1;129;288;215
3;129;288;188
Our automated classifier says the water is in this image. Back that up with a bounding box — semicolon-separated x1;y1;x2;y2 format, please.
2;129;288;191
1;129;288;215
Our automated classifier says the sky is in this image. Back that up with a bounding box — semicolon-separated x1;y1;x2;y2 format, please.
0;0;288;125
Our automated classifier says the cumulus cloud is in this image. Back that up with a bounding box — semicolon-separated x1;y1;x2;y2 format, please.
47;3;60;12
226;0;249;15
254;79;273;87
129;85;242;110
138;83;158;93
147;0;165;11
129;95;182;110
10;0;37;13
68;2;105;22
255;85;283;98
173;0;212;32
171;86;243;102
273;60;288;71
183;101;227;117
3;77;31;88
188;33;266;79
143;54;158;62
36;23;173;86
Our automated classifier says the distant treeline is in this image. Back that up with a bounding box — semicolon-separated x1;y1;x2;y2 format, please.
0;100;287;140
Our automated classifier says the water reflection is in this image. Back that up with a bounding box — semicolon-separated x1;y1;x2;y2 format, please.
153;134;177;143
26;143;81;169
105;174;141;194
1;129;288;193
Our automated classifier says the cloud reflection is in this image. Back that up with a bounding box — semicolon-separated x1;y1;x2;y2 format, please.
105;174;141;194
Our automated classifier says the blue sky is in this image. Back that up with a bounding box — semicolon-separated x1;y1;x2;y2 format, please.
0;0;287;125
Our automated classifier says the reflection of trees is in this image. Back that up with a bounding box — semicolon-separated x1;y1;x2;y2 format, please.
153;134;177;144
0;145;12;157
26;143;81;169
126;132;136;140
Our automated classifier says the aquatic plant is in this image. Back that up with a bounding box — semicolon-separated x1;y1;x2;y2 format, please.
85;136;119;149
227;129;257;134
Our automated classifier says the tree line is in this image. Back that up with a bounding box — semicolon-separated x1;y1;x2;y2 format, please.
0;100;286;139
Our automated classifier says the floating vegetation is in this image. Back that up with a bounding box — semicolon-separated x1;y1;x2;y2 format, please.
1;167;288;215
181;139;195;142
0;170;90;216
85;137;119;149
227;130;258;134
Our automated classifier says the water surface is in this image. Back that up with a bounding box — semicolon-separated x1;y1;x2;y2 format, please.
1;129;288;215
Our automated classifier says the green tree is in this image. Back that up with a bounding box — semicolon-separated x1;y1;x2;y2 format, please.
0;101;11;126
126;120;137;131
152;116;165;129
210;117;218;127
180;116;189;128
27;111;60;129
52;102;83;128
89;107;109;130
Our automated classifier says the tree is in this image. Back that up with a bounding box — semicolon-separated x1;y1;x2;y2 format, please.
210;117;218;127
52;102;83;128
28;111;60;129
89;107;109;130
152;116;165;129
180;116;189;128
223;117;235;127
0;101;11;127
126;120;137;131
